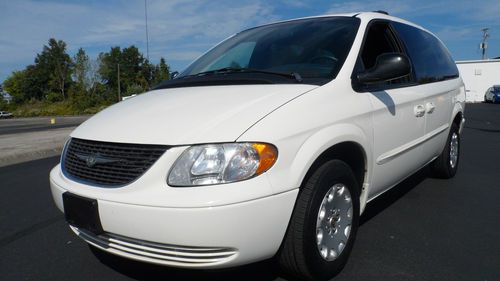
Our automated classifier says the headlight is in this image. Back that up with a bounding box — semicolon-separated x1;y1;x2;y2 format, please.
168;143;278;186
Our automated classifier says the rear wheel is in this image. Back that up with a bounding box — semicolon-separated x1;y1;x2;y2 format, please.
278;160;359;281
431;123;460;178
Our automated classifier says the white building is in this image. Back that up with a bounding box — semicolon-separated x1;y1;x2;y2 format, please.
456;59;500;102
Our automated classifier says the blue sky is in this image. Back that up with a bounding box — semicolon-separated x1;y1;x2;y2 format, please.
1;0;499;83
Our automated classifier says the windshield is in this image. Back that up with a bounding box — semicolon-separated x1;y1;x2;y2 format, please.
179;17;360;84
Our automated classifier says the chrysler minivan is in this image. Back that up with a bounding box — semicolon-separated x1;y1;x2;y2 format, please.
50;11;465;280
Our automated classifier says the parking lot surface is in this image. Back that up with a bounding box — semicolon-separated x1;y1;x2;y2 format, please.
0;103;499;280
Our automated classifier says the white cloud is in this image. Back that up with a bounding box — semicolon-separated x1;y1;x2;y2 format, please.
326;0;500;22
277;0;309;8
326;0;443;17
1;0;500;80
467;0;500;22
434;26;478;42
0;0;281;78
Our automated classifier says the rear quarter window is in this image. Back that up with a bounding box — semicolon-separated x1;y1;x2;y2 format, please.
392;22;459;84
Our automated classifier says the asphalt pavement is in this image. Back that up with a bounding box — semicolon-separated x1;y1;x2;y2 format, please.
0;116;89;135
0;103;499;281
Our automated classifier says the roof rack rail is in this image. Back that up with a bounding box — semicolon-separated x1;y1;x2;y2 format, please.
373;10;389;15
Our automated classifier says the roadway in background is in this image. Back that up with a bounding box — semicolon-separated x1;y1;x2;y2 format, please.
0;116;89;135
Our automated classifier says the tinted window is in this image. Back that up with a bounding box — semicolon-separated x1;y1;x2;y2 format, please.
180;17;360;83
392;22;459;84
356;21;410;89
361;22;400;69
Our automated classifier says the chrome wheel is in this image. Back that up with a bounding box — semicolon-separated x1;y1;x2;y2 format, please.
449;132;459;169
316;183;353;261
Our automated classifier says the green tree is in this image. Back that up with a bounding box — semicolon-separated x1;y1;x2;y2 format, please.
120;46;144;90
3;68;38;104
99;45;159;99
73;48;89;92
1;39;176;116
153;57;170;85
140;59;154;89
98;47;122;100
69;49;108;111
99;46;172;99
33;38;73;100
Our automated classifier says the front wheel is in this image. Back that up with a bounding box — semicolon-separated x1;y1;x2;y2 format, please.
277;160;360;281
431;123;460;178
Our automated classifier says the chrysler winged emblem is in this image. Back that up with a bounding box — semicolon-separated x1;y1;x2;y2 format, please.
74;152;124;168
86;154;97;167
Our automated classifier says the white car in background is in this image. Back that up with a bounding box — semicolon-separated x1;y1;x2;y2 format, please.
50;11;465;281
0;111;13;118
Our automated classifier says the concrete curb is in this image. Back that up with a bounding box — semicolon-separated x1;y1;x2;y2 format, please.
0;146;63;168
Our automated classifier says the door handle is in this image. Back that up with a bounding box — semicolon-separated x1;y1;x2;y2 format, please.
414;105;425;117
426;102;435;114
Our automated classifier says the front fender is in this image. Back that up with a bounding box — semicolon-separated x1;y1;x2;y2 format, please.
243;123;373;213
288;123;371;190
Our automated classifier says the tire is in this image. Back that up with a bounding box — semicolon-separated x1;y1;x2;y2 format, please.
277;160;360;281
431;123;460;178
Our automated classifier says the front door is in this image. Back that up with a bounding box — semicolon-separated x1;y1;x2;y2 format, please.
355;21;427;198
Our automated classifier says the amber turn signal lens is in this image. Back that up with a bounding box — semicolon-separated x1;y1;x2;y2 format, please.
252;143;278;175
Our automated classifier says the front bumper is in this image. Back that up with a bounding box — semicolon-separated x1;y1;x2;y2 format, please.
50;166;298;268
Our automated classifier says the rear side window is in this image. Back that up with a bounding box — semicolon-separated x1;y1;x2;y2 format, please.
392;22;459;84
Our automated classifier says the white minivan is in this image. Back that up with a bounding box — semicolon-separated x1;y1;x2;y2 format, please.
50;11;465;280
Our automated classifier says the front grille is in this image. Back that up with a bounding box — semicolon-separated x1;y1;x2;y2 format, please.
63;138;168;187
71;226;238;267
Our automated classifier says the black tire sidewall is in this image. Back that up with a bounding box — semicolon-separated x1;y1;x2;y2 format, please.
302;161;360;280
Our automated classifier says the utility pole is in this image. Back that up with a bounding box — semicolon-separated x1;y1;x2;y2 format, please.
117;63;121;102
480;28;490;60
144;0;150;62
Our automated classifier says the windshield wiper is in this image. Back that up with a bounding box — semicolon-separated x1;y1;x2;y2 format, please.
185;67;303;83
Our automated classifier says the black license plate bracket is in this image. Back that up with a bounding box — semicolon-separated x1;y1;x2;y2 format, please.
62;192;104;235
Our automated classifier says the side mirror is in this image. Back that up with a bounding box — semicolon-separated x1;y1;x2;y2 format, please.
357;53;411;84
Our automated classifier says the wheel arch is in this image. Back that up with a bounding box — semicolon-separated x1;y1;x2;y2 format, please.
287;123;372;213
300;142;366;196
451;103;464;134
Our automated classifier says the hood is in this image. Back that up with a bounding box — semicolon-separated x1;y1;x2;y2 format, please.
71;84;317;145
